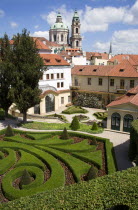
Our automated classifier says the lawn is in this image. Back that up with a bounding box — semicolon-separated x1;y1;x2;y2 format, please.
0;129;116;201
22;121;103;134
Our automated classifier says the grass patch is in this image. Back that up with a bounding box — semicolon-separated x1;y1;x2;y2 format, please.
62;106;88;114
22;121;103;134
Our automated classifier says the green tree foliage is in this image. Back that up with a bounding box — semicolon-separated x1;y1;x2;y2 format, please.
61;127;69;140
86;165;97;181
91;122;98;131
90;137;97;146
0;34;14;116
11;29;44;123
70;116;80;130
20;169;32;189
5;125;14;137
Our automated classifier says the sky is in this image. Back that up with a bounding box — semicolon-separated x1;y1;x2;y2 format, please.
0;0;138;54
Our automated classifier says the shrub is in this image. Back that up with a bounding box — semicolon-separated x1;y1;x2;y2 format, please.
0;108;5;120
86;165;98;181
90;137;97;146
5;125;14;137
20;169;32;188
62;106;88;114
61;127;69;140
91;122;98;131
128;120;138;161
70;116;80;130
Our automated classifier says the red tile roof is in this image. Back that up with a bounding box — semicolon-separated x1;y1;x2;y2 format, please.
108;54;138;65
34;37;62;47
40;54;70;66
86;52;109;60
107;85;138;107
108;59;138;77
33;37;51;50
72;65;114;76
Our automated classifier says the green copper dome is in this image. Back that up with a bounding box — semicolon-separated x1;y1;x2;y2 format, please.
51;23;68;30
51;12;68;30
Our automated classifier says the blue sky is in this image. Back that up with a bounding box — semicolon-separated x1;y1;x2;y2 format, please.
0;0;138;54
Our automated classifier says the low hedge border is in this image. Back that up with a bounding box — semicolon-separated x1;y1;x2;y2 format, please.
0;141;65;200
37;145;91;182
1;167;138;209
16;150;45;171
2;166;44;200
1;129;117;174
0;148;16;174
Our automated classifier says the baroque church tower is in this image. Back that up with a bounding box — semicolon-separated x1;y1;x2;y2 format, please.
49;12;69;45
70;10;82;49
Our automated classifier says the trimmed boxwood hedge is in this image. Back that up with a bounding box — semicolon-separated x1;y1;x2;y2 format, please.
129;120;138;162
1;167;138;209
62;106;88;114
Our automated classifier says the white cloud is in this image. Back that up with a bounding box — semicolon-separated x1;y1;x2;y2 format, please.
0;9;5;17
34;25;39;29
30;31;49;39
10;21;18;28
93;29;138;54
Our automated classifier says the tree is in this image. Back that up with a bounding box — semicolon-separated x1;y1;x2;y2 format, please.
20;169;32;189
11;29;44;123
61;127;69;140
0;34;15;116
70;116;80;130
5;124;14;137
91;122;99;131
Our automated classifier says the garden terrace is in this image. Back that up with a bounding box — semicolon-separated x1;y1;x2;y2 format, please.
0;129;116;201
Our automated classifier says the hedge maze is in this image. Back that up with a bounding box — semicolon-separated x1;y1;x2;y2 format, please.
0;130;116;201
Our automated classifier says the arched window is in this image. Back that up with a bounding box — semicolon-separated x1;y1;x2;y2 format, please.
45;94;55;113
111;112;121;131
123;114;133;132
76;41;79;47
76;28;78;33
61;34;63;42
54;35;56;42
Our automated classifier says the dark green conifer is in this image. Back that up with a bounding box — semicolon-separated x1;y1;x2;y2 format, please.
20;169;32;189
61;127;69;140
5;124;14;137
91;122;98;130
70;116;80;130
86;166;97;181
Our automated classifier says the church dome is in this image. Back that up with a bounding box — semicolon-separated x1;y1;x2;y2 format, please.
51;22;68;30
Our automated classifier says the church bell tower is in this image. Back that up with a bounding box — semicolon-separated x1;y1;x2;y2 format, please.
70;10;82;49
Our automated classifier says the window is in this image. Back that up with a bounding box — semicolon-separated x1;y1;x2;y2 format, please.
46;74;49;80
54;35;56;42
57;73;59;79
93;69;97;72
57;82;60;88
61;73;64;78
68;96;71;102
76;41;79;47
99;78;103;86
76;28;78;33
130;80;134;88
61;34;63;42
61;97;64;104
51;74;54;79
110;79;114;86
61;82;64;87
119;69;124;72
88;78;91;85
75;78;78;86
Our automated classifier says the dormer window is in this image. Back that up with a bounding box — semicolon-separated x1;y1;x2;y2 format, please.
119;69;124;72
79;69;83;71
45;59;50;62
56;59;61;62
93;69;97;72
